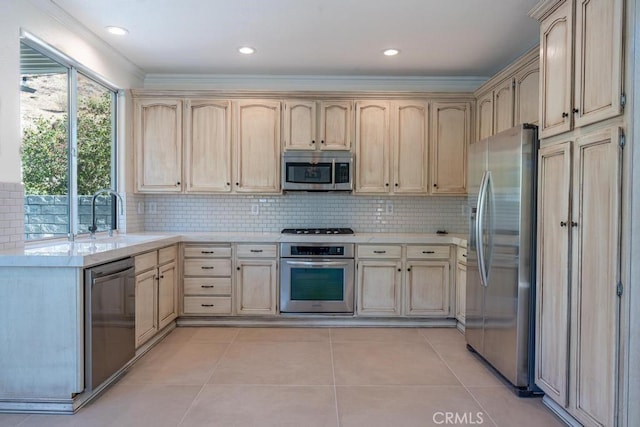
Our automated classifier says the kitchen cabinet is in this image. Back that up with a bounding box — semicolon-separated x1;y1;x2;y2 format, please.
234;100;281;193
476;91;494;141
404;245;451;317
184;99;232;193
535;125;622;427
182;244;233;315
235;244;278;315
493;78;514;134
356;245;402;316
134;98;183;193
393;101;429;194
455;246;467;326
134;245;178;347
533;0;624;138
283;100;352;151
514;59;540;126
354;101;391;193
430;101;470;194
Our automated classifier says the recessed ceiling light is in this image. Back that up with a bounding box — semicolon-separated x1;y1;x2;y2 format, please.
106;26;129;36
238;46;256;55
383;48;400;56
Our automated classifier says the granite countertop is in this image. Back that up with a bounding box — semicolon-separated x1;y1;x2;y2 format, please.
0;232;468;268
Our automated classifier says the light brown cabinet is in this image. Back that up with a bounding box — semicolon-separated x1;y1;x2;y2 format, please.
514;60;540;126
134;98;183;192
134;245;178;348
493;78;515;134
234;100;281;193
283;100;352;151
476;92;494;141
430;101;470;194
535;125;622;427
404;245;451;317
534;0;624;138
184;100;232;193
182;244;233;315
393;101;429;194
354;101;391;193
455;246;467;326
356;245;402;316
235;244;278;315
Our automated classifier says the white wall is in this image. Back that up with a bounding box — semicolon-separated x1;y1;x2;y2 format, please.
0;0;144;183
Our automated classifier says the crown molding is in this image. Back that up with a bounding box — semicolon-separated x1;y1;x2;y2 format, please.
26;0;146;82
528;0;564;21
143;74;488;93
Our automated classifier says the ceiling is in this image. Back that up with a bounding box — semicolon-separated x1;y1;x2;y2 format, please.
50;0;541;77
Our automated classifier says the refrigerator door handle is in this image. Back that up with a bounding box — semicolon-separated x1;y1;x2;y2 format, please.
477;171;491;288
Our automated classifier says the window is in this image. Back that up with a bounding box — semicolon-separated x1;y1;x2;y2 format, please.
20;38;118;240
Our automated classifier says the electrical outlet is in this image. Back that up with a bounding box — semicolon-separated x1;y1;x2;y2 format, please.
385;203;394;215
137;201;144;214
148;202;157;214
251;204;259;215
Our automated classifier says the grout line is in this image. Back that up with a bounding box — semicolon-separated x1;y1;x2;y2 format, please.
329;328;341;427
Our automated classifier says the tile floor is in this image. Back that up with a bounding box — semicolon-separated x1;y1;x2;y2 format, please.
0;327;565;427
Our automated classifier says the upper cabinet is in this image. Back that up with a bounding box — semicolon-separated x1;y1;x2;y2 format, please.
393;101;429;194
532;0;624;138
234;100;281;193
430;101;470;195
184;100;232;193
283;100;352;151
474;48;539;142
354;101;391;193
134;99;183;192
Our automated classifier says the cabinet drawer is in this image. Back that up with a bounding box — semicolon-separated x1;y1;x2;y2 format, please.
406;245;450;259
184;277;232;295
184;245;232;258
456;247;468;264
184;259;232;276
183;296;232;314
135;251;157;272
158;245;177;264
236;244;277;258
357;245;402;259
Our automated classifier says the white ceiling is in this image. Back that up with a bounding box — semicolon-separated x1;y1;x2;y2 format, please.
50;0;541;77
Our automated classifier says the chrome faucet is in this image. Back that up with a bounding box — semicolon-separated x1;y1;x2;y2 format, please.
88;189;124;239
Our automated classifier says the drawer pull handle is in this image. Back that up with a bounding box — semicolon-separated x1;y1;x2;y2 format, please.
422;251;435;254
201;266;215;270
373;250;386;254
201;285;215;288
201;251;216;254
462;254;467;258
201;304;215;307
250;249;263;253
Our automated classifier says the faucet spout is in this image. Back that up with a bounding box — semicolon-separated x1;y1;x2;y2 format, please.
88;189;124;239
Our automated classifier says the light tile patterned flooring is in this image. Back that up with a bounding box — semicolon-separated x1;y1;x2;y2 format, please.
0;327;565;427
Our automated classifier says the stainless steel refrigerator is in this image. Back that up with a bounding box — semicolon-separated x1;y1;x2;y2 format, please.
466;124;539;396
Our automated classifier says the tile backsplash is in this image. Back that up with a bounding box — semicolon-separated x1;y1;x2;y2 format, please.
143;193;469;234
0;182;25;250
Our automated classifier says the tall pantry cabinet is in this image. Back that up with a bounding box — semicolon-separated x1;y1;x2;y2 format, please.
530;1;625;426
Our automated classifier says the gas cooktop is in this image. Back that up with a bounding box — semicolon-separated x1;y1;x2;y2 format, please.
281;228;355;235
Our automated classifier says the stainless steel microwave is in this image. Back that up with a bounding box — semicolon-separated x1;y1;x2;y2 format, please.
282;151;353;191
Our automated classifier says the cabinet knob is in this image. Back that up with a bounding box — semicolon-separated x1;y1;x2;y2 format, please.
407;268;411;272
159;275;164;279
397;268;401;272
560;221;567;227
226;182;230;186
394;183;398;187
237;266;241;271
562;112;569;118
321;140;325;144
385;183;389;187
571;221;578;227
311;140;316;144
433;184;437;187
235;182;239;186
573;108;579;114
176;181;181;186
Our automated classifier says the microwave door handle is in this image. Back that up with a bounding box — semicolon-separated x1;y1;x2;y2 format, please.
286;260;351;267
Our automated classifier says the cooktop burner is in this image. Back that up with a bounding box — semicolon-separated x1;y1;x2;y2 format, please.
281;228;355;235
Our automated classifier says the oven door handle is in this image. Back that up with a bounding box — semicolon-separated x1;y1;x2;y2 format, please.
285;260;351;267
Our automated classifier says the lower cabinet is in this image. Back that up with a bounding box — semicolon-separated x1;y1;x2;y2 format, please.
357;259;403;316
455;246;467;326
182;244;233;315
134;245;178;348
404;245;451;317
235;244;278;315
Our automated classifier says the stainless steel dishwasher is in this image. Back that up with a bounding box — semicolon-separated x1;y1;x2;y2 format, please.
84;257;135;392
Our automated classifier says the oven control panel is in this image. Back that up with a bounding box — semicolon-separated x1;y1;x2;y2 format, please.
290;245;344;256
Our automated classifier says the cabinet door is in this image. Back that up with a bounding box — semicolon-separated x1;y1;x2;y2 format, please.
405;261;450;317
570;126;621;427
134;99;182;192
355;101;390;193
476;92;494;141
493;79;514;134
357;260;402;316
157;261;177;330
234;100;281;193
535;141;572;406
455;262;466;324
185;100;232;192
515;60;540;125
319;101;352;150
393;101;428;194
135;269;157;347
236;259;277;315
283;100;317;150
573;0;624;128
539;1;573;138
430;102;470;194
